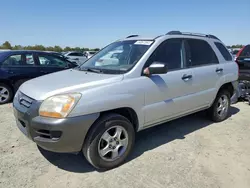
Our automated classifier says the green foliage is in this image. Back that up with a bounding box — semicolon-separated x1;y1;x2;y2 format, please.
230;44;244;49
0;41;12;49
0;41;99;52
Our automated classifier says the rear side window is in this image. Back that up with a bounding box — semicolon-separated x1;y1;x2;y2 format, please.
214;42;232;61
185;39;219;67
25;54;35;65
38;54;68;68
68;52;83;56
240;45;250;57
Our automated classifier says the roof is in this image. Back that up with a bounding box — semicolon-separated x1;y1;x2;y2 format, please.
120;31;221;42
0;50;61;55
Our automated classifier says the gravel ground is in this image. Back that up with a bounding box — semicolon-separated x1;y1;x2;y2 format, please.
0;102;250;188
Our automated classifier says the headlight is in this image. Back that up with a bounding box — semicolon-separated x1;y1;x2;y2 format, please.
39;93;81;118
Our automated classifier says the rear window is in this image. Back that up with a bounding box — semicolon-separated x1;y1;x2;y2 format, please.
240;45;250;57
214;42;232;61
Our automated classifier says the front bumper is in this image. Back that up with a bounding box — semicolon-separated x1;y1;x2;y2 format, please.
13;92;99;153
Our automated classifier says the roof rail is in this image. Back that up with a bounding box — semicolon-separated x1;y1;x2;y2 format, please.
166;31;221;41
126;35;139;38
154;35;163;39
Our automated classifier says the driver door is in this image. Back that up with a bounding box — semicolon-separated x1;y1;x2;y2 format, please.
143;38;197;126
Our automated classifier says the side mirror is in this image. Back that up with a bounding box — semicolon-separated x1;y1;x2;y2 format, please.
143;62;168;76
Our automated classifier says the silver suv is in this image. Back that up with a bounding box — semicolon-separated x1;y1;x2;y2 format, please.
13;31;238;170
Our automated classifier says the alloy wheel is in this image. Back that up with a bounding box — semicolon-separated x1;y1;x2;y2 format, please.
98;126;129;162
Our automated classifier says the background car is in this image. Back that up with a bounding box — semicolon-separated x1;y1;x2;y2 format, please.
95;50;122;66
0;50;78;104
235;45;250;100
63;51;87;64
231;48;241;61
235;45;250;81
84;51;97;59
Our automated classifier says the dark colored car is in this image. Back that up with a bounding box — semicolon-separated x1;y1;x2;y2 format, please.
236;45;250;81
0;50;78;104
235;45;250;101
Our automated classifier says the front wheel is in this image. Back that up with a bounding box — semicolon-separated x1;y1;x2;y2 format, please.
208;90;230;122
82;113;135;170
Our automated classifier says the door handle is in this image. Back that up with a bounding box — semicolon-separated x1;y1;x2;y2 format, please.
8;71;14;74
182;74;192;81
40;70;48;74
72;58;79;60
216;68;223;73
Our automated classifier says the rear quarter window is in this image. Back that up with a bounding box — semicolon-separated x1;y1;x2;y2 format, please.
214;42;232;61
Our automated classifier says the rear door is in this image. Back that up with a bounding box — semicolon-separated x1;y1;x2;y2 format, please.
2;53;40;90
184;39;222;108
35;53;76;76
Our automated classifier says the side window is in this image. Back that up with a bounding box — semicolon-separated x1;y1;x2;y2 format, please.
68;53;83;56
38;54;67;68
147;38;183;71
2;55;22;66
185;39;219;67
25;54;35;65
214;42;232;61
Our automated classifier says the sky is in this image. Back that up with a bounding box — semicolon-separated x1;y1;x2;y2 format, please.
1;0;250;48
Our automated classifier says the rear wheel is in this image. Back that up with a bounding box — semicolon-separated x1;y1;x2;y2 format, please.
208;90;230;122
82;113;135;170
0;84;13;105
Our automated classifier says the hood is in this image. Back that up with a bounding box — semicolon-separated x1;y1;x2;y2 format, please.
19;69;123;100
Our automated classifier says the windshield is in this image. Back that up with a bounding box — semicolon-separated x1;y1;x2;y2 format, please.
80;40;153;74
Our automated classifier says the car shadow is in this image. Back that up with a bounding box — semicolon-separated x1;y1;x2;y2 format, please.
38;106;240;173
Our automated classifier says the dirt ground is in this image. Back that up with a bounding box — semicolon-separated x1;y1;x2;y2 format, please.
0;102;250;188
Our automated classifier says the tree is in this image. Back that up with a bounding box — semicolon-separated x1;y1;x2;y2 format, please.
12;45;23;50
54;45;62;52
64;46;72;52
92;48;100;51
1;41;12;49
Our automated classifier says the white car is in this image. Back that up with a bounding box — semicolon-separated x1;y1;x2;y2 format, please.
95;50;122;66
84;51;97;59
63;51;87;65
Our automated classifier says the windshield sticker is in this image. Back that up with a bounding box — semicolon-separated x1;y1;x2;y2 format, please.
134;41;153;45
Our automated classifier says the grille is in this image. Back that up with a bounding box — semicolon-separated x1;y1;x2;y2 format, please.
18;92;34;108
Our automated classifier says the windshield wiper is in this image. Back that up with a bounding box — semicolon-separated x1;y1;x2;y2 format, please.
80;67;103;73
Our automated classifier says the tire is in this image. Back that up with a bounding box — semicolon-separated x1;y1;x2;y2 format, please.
82;113;135;170
0;83;13;105
14;79;27;92
208;90;230;122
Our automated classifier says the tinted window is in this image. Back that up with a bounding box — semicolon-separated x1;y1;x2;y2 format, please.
185;39;219;67
2;55;22;66
214;42;232;61
147;38;183;70
240;45;250;57
38;54;68;68
25;54;35;65
68;52;83;56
